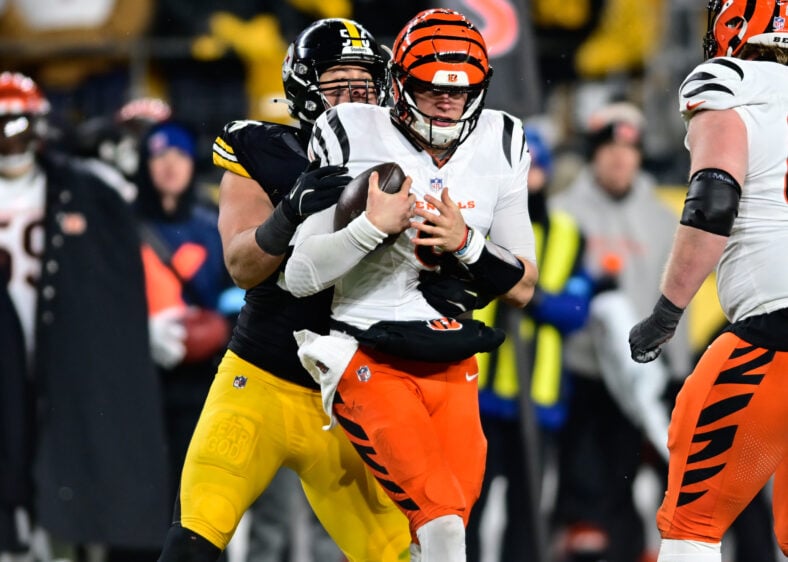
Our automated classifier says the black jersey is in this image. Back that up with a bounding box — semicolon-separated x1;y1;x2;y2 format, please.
213;120;331;389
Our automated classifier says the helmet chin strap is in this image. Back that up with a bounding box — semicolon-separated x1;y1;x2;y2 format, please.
0;149;35;178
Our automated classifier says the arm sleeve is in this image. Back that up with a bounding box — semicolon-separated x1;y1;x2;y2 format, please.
284;209;388;297
487;135;536;263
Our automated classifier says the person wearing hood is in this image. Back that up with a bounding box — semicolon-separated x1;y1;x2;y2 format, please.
125;120;235;561
549;102;692;562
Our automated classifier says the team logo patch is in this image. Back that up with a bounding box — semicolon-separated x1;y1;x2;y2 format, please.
233;375;247;389
58;212;87;235
426;317;463;331
430;177;443;192
356;365;371;382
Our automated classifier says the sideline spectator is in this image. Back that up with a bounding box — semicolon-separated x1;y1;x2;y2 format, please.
466;125;592;562
550;101;691;562
140;120;234;525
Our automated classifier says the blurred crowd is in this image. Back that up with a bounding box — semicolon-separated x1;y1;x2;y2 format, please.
0;1;782;562
0;0;705;190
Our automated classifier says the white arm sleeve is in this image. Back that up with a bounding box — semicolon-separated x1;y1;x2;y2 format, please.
285;209;388;297
488;140;536;263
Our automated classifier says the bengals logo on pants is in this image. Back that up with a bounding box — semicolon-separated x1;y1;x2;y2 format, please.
427;317;463;331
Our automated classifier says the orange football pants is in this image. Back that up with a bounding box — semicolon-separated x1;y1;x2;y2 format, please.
333;347;487;541
657;331;788;555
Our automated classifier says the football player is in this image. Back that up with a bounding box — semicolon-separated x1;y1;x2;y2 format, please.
629;0;788;560
157;19;410;562
0;72;171;556
284;9;539;561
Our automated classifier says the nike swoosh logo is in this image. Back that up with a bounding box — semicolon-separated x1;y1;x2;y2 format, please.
465;372;479;382
685;100;706;111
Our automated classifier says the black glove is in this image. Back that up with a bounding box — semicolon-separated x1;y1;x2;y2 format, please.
418;256;495;316
280;161;351;223
629;295;684;363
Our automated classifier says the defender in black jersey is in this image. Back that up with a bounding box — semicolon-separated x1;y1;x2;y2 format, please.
157;19;410;562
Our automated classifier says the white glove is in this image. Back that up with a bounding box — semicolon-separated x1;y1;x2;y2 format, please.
149;307;187;369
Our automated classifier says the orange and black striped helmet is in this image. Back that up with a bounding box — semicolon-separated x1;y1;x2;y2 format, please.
0;72;49;118
390;9;493;150
704;0;788;59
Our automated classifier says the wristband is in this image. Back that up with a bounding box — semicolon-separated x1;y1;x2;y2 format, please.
453;226;471;254
453;226;485;264
254;203;298;256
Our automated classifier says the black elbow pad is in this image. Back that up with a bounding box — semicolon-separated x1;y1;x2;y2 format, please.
680;168;741;236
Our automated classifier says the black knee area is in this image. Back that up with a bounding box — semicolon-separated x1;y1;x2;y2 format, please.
158;524;221;562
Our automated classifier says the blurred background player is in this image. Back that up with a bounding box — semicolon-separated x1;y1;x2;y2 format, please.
0;71;170;561
156;18;410;562
629;0;788;560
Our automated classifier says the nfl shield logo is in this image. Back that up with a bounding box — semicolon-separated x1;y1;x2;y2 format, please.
233;375;247;388
430;177;443;192
356;365;371;382
774;16;785;30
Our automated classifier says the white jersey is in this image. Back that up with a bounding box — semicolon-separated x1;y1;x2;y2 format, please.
0;165;45;356
679;58;788;323
288;103;535;330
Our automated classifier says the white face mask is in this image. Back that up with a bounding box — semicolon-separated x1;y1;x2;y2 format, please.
0;149;35;178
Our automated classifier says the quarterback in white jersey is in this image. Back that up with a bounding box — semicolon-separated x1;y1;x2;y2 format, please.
285;9;537;562
287;102;535;328
629;0;788;560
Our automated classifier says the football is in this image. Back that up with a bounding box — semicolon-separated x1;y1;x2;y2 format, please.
182;308;231;364
333;162;406;232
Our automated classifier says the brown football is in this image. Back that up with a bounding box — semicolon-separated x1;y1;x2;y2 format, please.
182;308;231;364
333;162;406;234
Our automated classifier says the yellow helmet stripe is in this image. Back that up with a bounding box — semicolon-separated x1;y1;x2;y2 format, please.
341;19;365;48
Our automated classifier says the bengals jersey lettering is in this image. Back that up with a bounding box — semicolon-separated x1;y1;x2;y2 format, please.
294;103;536;330
212;120;331;388
680;58;788;322
0;167;45;356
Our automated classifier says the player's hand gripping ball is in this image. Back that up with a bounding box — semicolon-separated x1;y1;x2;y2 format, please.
333;162;406;244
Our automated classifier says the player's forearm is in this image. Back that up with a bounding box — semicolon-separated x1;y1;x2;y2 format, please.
224;228;285;289
285;212;387;297
660;224;727;309
501;258;538;308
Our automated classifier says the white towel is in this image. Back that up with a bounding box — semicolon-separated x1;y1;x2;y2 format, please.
294;329;359;429
590;291;670;461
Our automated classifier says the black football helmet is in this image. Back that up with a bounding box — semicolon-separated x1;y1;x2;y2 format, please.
281;18;389;124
